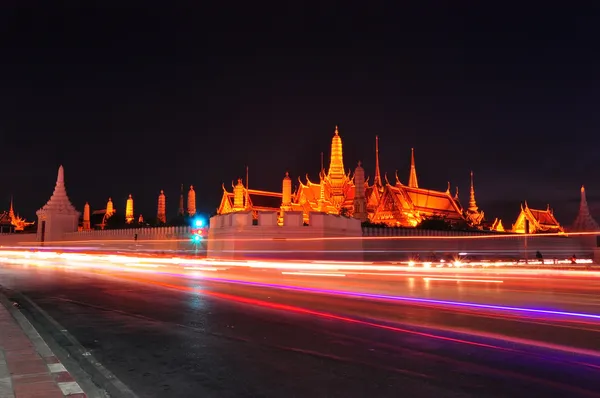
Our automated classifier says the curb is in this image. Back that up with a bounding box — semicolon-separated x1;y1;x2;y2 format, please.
4;290;136;398
0;293;87;397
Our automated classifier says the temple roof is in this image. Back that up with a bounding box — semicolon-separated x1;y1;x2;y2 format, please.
0;211;12;226
37;166;80;216
220;188;282;212
247;190;282;210
401;185;464;220
526;207;560;227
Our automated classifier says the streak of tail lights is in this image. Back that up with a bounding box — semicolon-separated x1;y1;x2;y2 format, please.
2;249;600;323
281;272;346;277
93;275;600;371
423;277;504;283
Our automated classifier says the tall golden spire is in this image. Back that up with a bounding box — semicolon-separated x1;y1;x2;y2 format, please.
125;194;134;224
327;125;345;180
233;178;245;210
187;185;196;216
468;171;478;212
374;135;382;188
157;190;166;223
8;195;15;221
408;148;419;188
106;197;114;216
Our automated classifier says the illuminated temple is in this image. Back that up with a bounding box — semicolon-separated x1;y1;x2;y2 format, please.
0;197;34;232
217;126;491;229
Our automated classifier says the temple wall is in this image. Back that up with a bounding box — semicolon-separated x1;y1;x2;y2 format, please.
0;221;592;262
208;211;364;261
0;233;37;247
208;216;592;262
0;227;198;253
362;228;592;261
60;226;196;253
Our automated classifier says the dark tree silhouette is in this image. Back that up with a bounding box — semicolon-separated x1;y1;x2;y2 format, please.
417;215;453;231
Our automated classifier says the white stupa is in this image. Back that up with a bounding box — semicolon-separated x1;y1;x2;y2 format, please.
36;165;81;243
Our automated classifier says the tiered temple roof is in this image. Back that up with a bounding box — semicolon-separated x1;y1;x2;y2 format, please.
512;202;564;234
37;166;79;216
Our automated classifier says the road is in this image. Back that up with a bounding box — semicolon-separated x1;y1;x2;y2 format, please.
1;255;600;397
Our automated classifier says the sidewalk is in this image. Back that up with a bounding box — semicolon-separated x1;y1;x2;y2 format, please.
0;297;86;398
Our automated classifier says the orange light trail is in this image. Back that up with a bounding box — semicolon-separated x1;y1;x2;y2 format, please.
281;272;346;277
423;277;504;283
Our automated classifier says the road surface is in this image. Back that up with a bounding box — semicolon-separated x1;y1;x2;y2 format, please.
1;259;600;397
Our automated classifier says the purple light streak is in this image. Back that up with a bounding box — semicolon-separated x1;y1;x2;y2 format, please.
197;276;600;321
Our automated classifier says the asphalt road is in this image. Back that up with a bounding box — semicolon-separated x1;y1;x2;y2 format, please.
1;263;600;398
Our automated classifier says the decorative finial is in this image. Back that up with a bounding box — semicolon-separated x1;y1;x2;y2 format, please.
357;160;362;167
128;194;132;198
57;165;65;184
190;185;194;189
160;190;164;194
335;125;339;135
582;185;585;192
285;171;289;177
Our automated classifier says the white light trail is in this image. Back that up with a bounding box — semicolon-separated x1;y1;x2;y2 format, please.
423;277;504;283
281;272;346;277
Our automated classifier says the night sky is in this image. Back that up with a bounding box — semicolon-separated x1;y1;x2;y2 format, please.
1;4;599;226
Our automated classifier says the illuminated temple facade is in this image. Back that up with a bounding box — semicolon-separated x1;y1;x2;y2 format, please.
217;126;489;228
512;202;564;234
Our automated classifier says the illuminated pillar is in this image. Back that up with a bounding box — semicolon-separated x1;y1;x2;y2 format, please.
187;185;196;216
83;202;91;230
352;161;367;222
157;190;166;224
282;172;292;209
125;194;134;224
106;197;114;217
233;179;245;210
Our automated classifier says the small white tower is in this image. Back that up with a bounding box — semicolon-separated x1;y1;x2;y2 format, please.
36;165;81;243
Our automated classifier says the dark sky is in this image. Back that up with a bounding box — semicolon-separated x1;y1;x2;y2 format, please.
1;3;599;226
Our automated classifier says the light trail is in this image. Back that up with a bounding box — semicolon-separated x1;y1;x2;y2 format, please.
192;276;600;321
183;267;220;271
423;277;504;283
281;272;346;277
2;249;600;322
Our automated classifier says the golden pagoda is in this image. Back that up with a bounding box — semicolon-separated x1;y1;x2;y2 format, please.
187;185;196;216
125;194;134;224
157;190;166;224
217;125;489;228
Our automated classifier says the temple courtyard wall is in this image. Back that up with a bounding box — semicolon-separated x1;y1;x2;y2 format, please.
0;212;595;262
0;226;198;254
207;212;594;262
